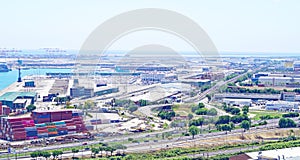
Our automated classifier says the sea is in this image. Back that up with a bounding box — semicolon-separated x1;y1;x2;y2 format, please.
0;68;71;91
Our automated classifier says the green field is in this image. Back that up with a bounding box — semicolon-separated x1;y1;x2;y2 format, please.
249;110;283;121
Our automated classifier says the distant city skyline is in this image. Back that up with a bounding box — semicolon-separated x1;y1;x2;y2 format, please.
0;0;299;53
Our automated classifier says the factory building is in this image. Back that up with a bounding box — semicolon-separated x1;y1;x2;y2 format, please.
265;101;299;111
258;77;300;86
223;98;252;107
70;87;94;98
281;92;296;102
141;73;165;84
252;72;269;82
70;79;119;98
294;61;300;71
0;92;37;111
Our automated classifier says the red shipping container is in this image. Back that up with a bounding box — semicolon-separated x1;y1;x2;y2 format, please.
10;121;23;125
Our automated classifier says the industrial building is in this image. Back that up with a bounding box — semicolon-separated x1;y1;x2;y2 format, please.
70;79;119;98
265;101;299;111
141;73;165;84
0;92;37;110
223;98;252;107
294;61;300;71
281;92;296;102
258;76;300;86
70;86;94;98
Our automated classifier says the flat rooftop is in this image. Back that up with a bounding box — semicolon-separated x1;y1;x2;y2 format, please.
0;92;36;101
13;98;27;104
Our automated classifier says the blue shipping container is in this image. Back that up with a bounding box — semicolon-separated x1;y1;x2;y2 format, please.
25;127;37;131
38;114;50;118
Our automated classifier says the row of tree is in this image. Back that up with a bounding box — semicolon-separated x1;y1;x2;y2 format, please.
191;103;217;116
30;150;63;160
158;110;176;121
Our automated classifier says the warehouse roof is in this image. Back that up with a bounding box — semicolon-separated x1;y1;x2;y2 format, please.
0;92;36;102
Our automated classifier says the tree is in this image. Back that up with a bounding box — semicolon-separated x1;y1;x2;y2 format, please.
139;99;147;106
41;151;51;160
188;113;194;120
26;104;36;112
206;94;212;102
30;151;39;160
217;124;232;133
189;117;204;127
189;125;200;139
99;146;105;157
279;118;297;128
52;150;62;159
71;148;79;158
230;108;241;115
158;111;175;121
91;148;99;157
207;108;217;116
105;146;116;156
242;106;249;115
195;108;208;115
216;115;230;125
240;120;251;132
282;112;299;118
198;103;205;108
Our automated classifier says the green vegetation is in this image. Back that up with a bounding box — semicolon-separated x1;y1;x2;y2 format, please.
189;117;204;127
216;122;235;133
225;73;239;81
279;118;297;128
230;115;249;124
207;108;218;116
188;113;194;120
189;125;200;139
224;87;281;94
282;112;299;118
240;120;251;131
249;110;282;121
158;110;176;121
223;106;240;115
195;108;208;115
26;104;36;112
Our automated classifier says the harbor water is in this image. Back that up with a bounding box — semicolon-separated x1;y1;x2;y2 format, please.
0;68;71;91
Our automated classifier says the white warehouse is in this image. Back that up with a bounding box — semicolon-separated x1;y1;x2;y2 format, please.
265;101;299;111
223;98;252;107
258;77;300;86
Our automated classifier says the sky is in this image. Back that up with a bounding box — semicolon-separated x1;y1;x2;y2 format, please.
0;0;299;53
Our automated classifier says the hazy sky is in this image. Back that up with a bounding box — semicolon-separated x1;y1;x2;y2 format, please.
0;0;299;53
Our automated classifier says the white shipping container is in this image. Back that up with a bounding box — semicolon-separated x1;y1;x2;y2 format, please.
67;126;76;129
101;119;110;124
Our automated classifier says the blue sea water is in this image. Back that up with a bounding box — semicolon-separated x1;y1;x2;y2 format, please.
0;68;71;91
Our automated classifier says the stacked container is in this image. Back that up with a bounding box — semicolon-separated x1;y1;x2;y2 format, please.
32;111;50;124
25;126;38;140
0;117;33;141
36;123;48;138
50;112;62;122
0;109;87;141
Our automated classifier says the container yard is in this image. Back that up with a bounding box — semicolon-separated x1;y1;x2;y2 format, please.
0;110;87;141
